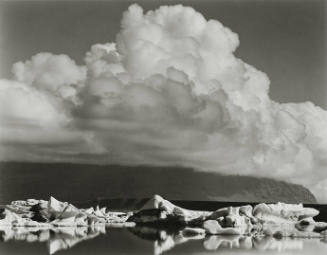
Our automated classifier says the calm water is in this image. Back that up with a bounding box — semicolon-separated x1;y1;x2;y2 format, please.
1;226;327;255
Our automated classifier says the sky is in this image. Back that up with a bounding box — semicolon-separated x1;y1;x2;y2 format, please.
0;0;326;107
1;0;327;201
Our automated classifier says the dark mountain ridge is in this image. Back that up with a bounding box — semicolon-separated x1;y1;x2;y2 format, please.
0;162;316;205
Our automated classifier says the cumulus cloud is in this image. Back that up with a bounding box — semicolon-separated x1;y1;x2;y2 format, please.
1;4;327;201
12;53;87;105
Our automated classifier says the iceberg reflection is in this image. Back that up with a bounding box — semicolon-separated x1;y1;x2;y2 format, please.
1;225;327;254
0;225;105;254
129;226;310;255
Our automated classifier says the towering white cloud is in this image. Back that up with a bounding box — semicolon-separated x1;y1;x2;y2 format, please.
12;53;87;105
1;4;327;201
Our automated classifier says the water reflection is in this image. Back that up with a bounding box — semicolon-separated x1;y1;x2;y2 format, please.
0;225;105;254
129;226;206;255
1;225;327;254
129;226;308;255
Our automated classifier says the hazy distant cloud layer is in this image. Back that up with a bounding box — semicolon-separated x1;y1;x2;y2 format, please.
1;4;327;201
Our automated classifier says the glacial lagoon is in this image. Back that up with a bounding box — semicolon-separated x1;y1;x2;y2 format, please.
1;226;327;255
1;195;327;254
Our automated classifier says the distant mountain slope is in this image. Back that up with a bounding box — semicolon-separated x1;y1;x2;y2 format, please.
0;162;317;204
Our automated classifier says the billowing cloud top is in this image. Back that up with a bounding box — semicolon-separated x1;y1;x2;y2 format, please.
1;4;327;201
